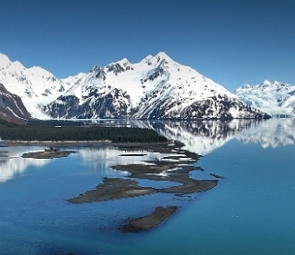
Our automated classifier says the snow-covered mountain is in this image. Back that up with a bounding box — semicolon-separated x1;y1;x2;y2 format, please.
235;80;295;117
43;52;269;120
0;53;72;119
0;83;31;124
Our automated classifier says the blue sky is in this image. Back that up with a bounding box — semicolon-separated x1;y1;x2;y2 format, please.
1;0;294;91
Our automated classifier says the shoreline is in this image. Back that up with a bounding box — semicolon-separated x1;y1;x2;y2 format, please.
22;148;76;159
1;140;113;146
1;140;171;148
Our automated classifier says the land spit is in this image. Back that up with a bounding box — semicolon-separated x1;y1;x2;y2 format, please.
22;148;76;159
121;206;178;232
67;178;157;203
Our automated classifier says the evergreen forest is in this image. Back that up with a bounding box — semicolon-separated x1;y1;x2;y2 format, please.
0;119;167;143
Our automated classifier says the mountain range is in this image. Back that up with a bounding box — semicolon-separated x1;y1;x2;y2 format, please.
0;52;270;121
235;80;295;117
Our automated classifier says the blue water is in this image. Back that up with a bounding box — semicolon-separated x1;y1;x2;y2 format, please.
184;141;295;255
0;119;294;255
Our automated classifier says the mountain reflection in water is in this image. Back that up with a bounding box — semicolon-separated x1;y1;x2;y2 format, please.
130;118;295;154
0;118;294;183
0;146;49;182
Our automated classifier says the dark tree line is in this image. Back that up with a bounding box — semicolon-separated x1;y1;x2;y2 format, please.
27;119;84;127
0;121;167;143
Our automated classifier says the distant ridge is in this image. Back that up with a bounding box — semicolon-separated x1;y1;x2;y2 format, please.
235;80;295;117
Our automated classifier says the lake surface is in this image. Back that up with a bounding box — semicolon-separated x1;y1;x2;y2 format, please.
0;118;294;255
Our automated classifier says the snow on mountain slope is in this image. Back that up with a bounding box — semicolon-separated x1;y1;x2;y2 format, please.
235;80;295;117
44;52;269;120
0;52;72;119
61;72;86;87
66;52;229;108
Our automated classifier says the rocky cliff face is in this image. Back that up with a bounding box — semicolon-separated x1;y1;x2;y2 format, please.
0;83;31;124
46;88;131;119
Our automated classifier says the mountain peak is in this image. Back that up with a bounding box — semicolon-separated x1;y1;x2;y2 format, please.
155;51;170;59
262;79;272;86
116;57;130;65
140;52;172;65
141;54;153;63
240;84;252;90
0;53;26;72
90;64;101;72
27;65;51;76
0;52;11;66
144;52;173;66
153;52;173;63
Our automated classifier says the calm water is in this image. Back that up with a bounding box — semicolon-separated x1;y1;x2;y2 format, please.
0;119;294;255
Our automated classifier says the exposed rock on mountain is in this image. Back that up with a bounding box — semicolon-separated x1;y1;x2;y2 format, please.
0;83;31;124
